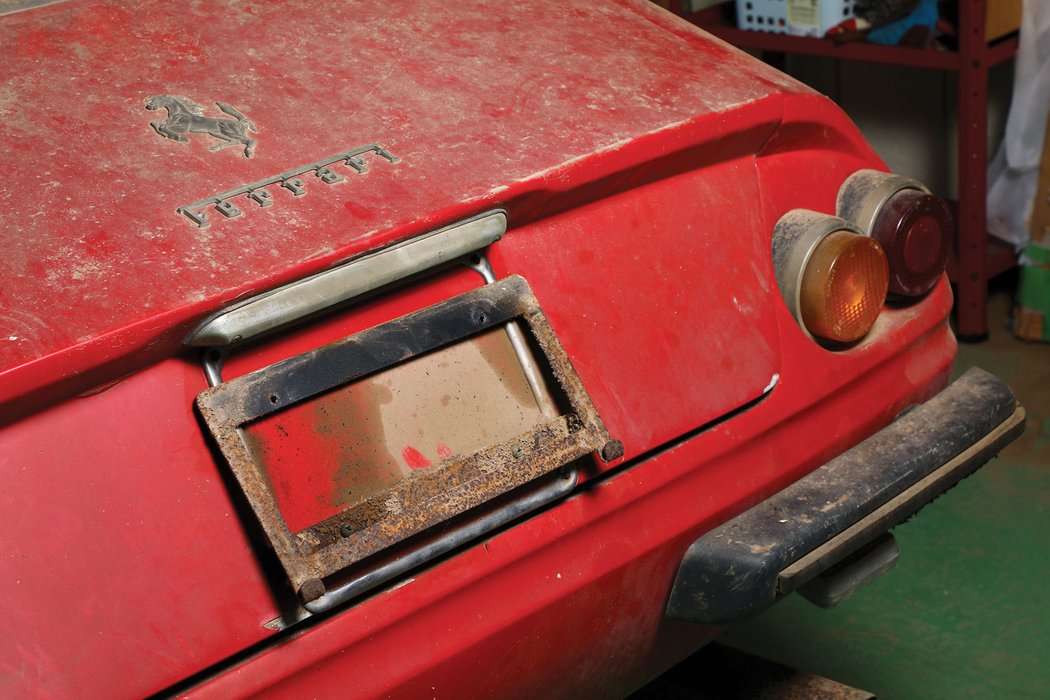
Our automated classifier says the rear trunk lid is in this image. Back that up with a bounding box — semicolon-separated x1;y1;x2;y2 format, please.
0;0;805;413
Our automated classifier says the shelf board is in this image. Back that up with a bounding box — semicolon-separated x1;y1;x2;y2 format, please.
682;10;1018;72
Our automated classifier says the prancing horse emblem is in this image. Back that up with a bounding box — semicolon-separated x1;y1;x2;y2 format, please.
146;96;258;158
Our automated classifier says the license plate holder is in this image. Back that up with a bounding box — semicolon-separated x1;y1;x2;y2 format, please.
196;275;610;603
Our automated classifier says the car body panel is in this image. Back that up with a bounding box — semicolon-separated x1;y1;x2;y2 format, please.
0;1;1005;699
0;276;957;699
184;292;959;700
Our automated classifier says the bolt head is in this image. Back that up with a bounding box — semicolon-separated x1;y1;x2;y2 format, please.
600;440;624;462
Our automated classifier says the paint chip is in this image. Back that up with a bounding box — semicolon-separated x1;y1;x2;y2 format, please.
764;373;780;393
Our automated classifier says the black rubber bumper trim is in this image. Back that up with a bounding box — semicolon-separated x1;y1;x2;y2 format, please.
665;367;1025;625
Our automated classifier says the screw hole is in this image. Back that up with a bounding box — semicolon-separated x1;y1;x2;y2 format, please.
269;393;279;404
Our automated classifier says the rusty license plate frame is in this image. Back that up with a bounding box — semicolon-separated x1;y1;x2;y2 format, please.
196;275;610;602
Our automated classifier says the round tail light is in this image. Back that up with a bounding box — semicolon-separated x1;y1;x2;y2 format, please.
837;169;951;297
870;190;953;296
799;231;889;342
773;210;889;344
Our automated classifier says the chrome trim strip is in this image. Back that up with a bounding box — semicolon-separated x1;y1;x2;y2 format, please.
836;169;929;236
304;468;578;615
185;211;506;347
467;255;560;420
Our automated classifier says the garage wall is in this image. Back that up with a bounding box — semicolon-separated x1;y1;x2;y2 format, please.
780;56;1015;198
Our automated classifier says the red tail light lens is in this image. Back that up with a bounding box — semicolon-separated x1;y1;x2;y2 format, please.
799;232;889;343
837;170;951;298
870;190;953;297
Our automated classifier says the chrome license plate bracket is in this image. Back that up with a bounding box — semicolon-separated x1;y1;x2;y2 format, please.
196;275;610;603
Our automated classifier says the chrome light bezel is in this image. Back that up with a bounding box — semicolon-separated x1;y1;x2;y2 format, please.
772;209;868;341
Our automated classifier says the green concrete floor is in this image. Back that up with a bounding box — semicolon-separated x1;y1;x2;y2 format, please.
720;281;1050;698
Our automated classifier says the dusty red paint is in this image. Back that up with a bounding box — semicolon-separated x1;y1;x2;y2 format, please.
401;446;432;470
0;0;810;420
0;1;962;699
437;444;454;461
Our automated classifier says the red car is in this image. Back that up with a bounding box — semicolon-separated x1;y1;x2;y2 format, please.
0;1;1024;697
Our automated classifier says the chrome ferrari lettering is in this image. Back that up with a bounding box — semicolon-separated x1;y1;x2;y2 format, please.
145;96;258;158
181;208;209;227
316;167;344;184
248;189;273;207
215;200;242;218
175;145;399;228
281;178;307;196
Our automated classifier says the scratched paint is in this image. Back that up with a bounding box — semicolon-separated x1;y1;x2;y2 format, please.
242;326;548;533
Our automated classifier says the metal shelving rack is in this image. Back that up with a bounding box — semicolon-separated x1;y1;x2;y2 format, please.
681;0;1019;338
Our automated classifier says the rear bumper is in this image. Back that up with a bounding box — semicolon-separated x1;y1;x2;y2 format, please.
665;367;1025;625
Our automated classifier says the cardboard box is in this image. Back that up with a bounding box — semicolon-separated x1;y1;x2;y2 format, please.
986;0;1022;41
1015;111;1050;341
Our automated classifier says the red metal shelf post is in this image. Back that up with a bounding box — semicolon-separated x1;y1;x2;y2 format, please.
957;0;993;338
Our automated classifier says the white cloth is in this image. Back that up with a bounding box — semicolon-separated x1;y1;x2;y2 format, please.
987;0;1050;251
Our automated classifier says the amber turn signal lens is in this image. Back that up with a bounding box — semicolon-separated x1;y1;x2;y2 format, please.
870;190;953;296
799;231;889;343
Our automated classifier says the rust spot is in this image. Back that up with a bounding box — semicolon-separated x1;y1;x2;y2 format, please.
820;494;851;513
195;276;612;601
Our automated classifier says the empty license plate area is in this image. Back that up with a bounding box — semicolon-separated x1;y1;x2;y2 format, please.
241;325;553;534
196;276;609;602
